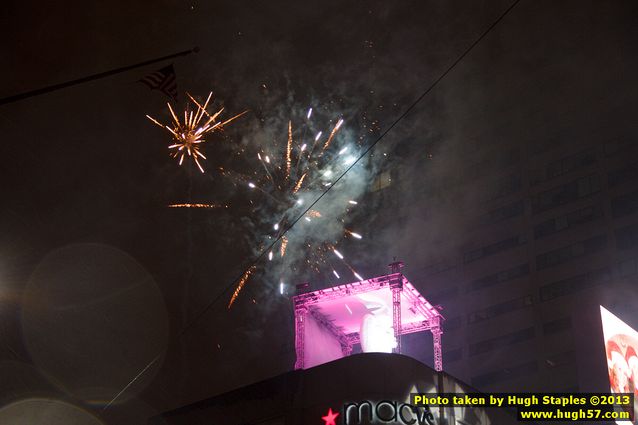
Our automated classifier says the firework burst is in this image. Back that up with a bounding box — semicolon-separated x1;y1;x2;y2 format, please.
146;92;247;173
226;108;369;307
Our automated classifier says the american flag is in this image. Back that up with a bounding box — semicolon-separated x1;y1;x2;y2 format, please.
139;64;178;100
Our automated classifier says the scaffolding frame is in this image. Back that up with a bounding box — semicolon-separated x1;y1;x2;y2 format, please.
293;265;444;371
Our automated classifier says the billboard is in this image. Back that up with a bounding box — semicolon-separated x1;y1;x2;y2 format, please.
600;306;638;423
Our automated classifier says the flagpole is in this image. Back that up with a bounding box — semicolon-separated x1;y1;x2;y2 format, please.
0;47;199;106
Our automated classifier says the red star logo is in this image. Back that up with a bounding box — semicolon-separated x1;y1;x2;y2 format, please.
322;407;340;425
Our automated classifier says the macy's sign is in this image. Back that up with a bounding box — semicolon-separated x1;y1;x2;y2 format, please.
322;400;436;425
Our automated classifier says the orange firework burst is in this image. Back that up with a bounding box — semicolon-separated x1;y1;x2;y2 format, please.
146;92;247;173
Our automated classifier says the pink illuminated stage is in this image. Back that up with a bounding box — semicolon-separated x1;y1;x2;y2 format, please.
292;262;444;371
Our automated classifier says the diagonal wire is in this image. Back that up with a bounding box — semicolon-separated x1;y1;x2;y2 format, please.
103;0;522;411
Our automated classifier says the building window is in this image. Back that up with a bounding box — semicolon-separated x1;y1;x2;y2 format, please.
468;149;521;181
481;199;525;225
604;138;635;157
532;174;601;214
608;163;638;188
471;360;538;388
546;149;597;179
534;204;603;239
536;235;607;270
372;170;392;191
463;235;527;264
468;264;530;292
618;258;638;277
468;295;534;325
469;327;535;356
542;317;572;335
532;136;564;155
616;223;638;250
430;286;459;303
420;261;456;276
444;347;463;363
539;267;611;302
485;173;522;201
545;350;576;369
612;190;638;218
444;316;462;332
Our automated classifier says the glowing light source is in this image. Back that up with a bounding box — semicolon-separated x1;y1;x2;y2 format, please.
248;182;256;189
360;313;396;353
343;155;356;166
268;251;273;261
322;408;340;425
348;200;358;205
274;223;279;230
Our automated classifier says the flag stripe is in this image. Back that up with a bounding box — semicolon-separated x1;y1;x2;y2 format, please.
139;64;178;100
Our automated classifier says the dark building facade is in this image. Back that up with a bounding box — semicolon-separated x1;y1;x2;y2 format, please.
361;1;638;400
150;353;522;425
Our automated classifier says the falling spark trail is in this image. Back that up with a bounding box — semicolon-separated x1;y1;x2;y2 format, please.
320;118;344;154
333;270;340;279
333;249;344;259
345;304;353;315
348;200;358;205
347;230;363;239
285;121;293;179
307;131;323;158
292;173;306;193
259;153;275;182
354;272;364;281
167;203;221;209
306;108;312;119
228;266;256;309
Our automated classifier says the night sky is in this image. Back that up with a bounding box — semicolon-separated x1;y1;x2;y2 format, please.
2;1;638;424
